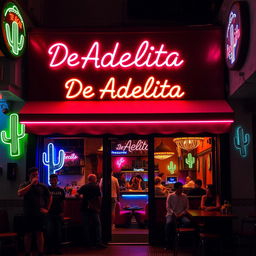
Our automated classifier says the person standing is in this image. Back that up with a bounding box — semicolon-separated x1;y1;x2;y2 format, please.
165;182;190;250
17;167;51;256
47;174;65;254
77;174;106;248
111;172;120;228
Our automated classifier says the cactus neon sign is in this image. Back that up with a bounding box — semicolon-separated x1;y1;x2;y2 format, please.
42;143;65;183
1;1;26;57
185;153;195;169
167;161;176;174
0;113;26;157
234;126;250;158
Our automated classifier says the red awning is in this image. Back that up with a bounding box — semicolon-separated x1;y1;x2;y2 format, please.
20;100;234;135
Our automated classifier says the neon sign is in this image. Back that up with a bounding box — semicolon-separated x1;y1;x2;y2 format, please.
48;40;184;70
0;113;26;157
167;161;176;174
1;2;26;57
42;143;65;183
64;152;78;160
116;140;148;152
185;153;195;169
116;157;125;168
65;76;184;100
111;150;128;155
234;126;250;158
225;2;249;70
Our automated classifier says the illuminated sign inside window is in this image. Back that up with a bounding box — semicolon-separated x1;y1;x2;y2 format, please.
0;1;26;57
234;126;250;158
115;140;148;153
42;143;65;183
0;113;26;158
225;2;249;70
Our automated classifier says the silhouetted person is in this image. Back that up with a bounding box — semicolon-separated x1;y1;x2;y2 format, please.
201;184;221;211
77;174;106;248
47;174;65;254
18;167;51;256
188;179;206;196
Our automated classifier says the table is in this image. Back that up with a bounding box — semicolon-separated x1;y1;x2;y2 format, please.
187;209;236;219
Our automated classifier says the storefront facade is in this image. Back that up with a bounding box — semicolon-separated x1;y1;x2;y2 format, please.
14;26;233;243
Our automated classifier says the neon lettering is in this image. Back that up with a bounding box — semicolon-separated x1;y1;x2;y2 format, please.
65;153;79;160
116;140;148;152
48;41;184;70
116;157;125;168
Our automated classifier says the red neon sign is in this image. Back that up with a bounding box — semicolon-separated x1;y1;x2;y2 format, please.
65;76;185;100
48;40;184;70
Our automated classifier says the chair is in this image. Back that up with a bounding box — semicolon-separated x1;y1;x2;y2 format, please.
0;209;18;256
62;217;72;245
173;227;197;256
114;202;132;227
133;203;149;227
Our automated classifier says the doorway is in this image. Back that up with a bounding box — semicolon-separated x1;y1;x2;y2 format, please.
109;138;149;244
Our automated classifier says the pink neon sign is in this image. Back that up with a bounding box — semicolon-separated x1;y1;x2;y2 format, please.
116;140;148;152
64;153;78;161
48;40;184;70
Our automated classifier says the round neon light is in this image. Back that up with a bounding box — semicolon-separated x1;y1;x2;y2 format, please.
1;1;26;57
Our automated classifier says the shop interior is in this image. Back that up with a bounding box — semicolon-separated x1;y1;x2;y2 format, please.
42;136;214;243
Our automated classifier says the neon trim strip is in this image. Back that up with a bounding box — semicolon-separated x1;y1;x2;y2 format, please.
21;120;234;125
121;194;148;198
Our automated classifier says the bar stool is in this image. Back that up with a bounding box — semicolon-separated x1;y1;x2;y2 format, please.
62;217;72;245
198;232;222;256
173;227;197;256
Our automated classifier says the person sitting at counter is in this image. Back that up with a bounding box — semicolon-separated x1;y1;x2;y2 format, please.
154;176;168;196
128;175;146;190
188;179;206;196
118;172;127;191
201;184;221;211
183;176;195;188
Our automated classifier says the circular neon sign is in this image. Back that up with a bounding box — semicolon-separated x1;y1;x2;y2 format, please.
225;1;249;70
0;1;26;58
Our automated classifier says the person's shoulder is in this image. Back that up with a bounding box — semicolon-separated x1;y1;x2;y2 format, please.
39;183;48;189
181;192;188;197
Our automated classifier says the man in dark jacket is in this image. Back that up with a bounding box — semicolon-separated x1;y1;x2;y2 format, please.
77;174;106;248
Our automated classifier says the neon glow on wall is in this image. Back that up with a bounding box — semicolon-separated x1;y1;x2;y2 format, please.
185;153;195;168
2;2;26;57
0;113;26;157
234;126;250;158
42;143;65;183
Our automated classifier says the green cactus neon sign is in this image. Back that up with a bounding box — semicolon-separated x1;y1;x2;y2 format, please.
0;113;26;157
234;126;250;158
185;153;195;169
167;161;176;174
1;2;26;57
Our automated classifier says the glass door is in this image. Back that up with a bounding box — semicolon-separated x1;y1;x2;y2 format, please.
109;138;149;244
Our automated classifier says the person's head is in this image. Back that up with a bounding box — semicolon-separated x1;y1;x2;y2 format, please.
185;176;192;183
50;174;58;187
88;174;97;183
195;179;202;188
120;172;125;181
155;176;162;185
206;184;216;198
28;167;39;184
174;182;183;194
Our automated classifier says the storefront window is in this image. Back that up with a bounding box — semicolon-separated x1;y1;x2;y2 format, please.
42;137;103;195
154;137;214;197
